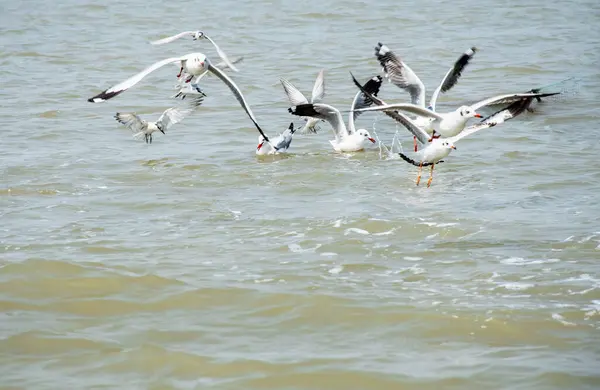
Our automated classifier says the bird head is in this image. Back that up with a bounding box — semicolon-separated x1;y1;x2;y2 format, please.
357;129;376;144
457;105;483;120
192;31;205;41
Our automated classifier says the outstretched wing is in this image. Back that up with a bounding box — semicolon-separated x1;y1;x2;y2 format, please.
207;63;272;145
450;96;536;143
348;74;383;132
289;103;348;140
374;43;426;107
88;56;182;103
280;78;309;106
150;31;197;45
310;69;325;103
470;92;560;111
353;102;446;121
214;56;244;70
204;35;239;72
429;47;477;112
114;113;146;133
157;94;205;131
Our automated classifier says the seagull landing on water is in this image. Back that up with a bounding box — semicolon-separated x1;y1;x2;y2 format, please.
150;30;241;73
88;52;279;151
287;74;383;153
256;122;296;155
114;94;205;144
352;76;550;187
280;70;325;134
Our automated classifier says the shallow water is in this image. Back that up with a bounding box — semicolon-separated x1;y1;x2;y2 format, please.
1;0;600;388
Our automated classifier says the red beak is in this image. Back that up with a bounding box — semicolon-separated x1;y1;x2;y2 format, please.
474;113;483;118
368;137;376;143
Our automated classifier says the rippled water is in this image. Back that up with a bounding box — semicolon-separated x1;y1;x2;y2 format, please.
1;0;600;388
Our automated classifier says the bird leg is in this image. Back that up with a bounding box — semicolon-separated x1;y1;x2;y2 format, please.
416;162;423;186
413;136;418;152
185;75;194;83
176;66;183;78
428;131;441;142
427;163;435;188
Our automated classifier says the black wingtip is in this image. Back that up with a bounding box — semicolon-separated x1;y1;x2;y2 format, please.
88;89;122;103
288;103;320;118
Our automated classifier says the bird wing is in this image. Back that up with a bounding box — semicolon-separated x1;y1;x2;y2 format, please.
157;94;205;131
348;74;383;132
350;72;430;144
207;63;272;144
88;56;182;103
354;102;446;121
470;92;560;111
310;69;325;103
214;56;244;70
374;43;426;107
429;47;477;112
149;31;197;45
288;103;348;141
450;96;536;143
114;113;146;133
280;78;309;106
204;35;239;73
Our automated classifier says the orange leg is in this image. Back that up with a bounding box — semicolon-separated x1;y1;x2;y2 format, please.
416;162;423;186
413;136;418;152
427;163;435;188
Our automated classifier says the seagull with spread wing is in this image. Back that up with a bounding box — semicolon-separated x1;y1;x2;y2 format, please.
150;31;241;73
280;69;325;134
352;75;550;187
287;75;382;153
114;94;205;144
88;52;279;151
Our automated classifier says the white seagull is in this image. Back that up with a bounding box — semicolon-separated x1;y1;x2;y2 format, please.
287;75;383;153
88;52;278;150
256;122;296;155
352;76;552;187
150;30;240;72
280;70;325;134
114;94;205;144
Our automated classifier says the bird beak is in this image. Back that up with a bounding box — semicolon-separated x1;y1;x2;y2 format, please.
257;142;264;151
474;113;483;118
368;137;376;143
159;129;165;134
451;145;457;150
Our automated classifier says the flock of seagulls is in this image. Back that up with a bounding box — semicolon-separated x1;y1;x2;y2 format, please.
87;31;563;187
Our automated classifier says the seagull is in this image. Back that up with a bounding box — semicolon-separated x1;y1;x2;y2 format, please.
280;70;325;134
87;52;278;150
87;52;210;102
114;94;205;144
287;74;382;152
352;92;559;141
256;122;296;155
375;43;477;149
352;76;552;187
150;30;240;72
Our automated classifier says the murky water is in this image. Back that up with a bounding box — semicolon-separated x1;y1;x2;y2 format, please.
1;0;600;388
